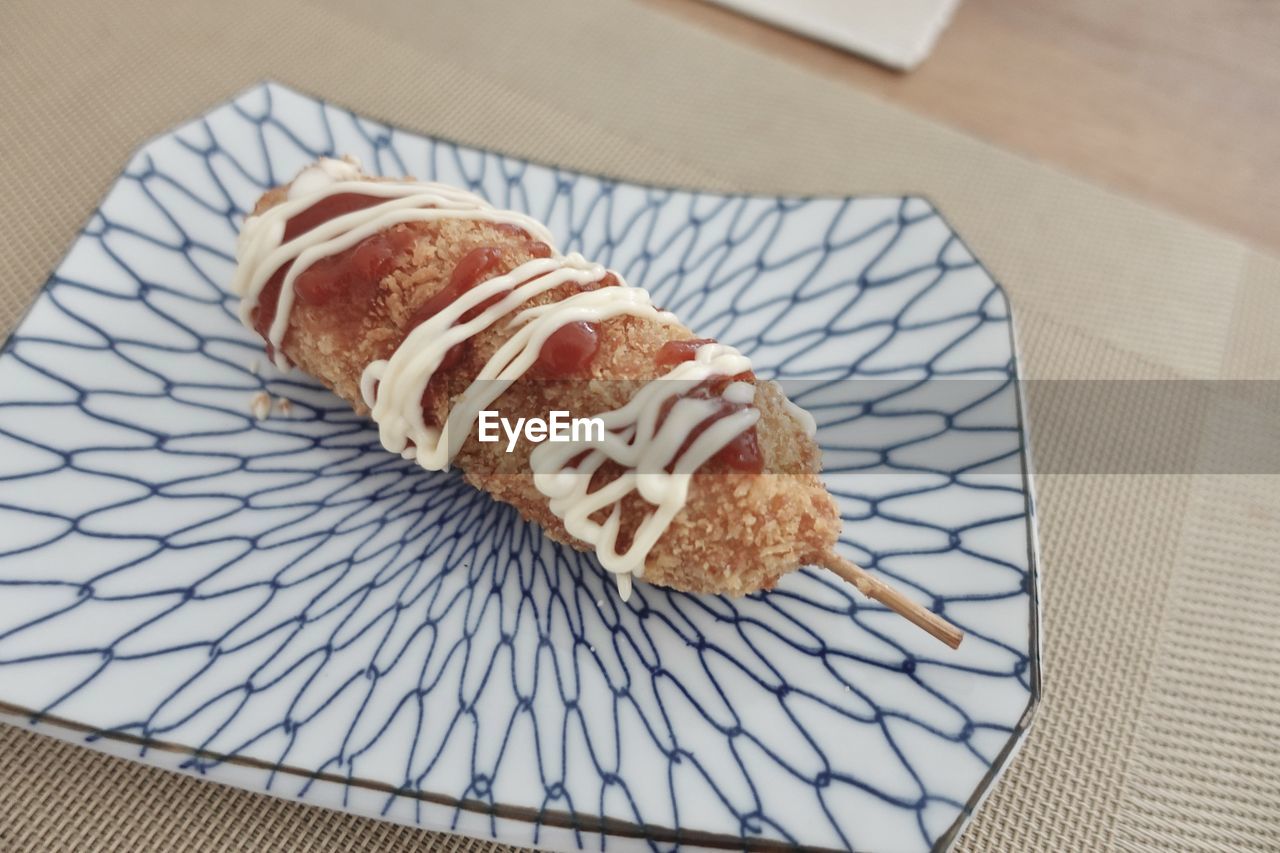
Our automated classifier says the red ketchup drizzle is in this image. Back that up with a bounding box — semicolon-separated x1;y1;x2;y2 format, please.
529;271;620;376
492;222;530;238
282;192;387;242
409;246;508;330
293;228;416;307
534;322;599;375
654;338;715;369
407;240;556;423
652;338;762;474
252;192;401;359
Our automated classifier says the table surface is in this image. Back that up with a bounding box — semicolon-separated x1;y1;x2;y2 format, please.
648;0;1280;254
1;0;1278;851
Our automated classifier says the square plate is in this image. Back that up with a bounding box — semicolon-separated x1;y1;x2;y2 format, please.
0;82;1039;852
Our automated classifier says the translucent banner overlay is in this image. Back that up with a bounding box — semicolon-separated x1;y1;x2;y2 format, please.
450;378;1280;476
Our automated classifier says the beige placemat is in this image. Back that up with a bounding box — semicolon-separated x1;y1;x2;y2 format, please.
1;0;1277;850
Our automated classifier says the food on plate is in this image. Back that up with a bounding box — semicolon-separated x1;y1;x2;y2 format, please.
232;157;962;647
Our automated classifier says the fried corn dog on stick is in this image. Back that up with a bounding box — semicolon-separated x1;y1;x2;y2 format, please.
233;158;962;648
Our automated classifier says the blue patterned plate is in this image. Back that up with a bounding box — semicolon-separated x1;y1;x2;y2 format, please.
0;82;1038;852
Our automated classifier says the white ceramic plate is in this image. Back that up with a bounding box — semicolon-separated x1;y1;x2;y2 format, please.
0;82;1039;852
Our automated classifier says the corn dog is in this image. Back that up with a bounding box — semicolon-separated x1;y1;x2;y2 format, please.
232;158;962;647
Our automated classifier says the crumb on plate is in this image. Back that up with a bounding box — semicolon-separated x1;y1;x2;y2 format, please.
250;391;271;420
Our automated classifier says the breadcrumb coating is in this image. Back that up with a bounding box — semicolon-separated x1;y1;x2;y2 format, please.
248;181;841;595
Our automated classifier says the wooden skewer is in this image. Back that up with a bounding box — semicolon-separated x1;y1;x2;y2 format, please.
823;552;964;649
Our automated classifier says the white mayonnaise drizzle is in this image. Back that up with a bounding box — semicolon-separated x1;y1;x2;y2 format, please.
232;158;552;369
233;158;819;600
361;252;679;471
781;396;817;439
530;342;759;601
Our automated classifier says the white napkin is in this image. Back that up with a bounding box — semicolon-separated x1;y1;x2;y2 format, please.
702;0;961;70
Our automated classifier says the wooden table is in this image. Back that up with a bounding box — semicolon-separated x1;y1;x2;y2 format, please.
644;0;1280;254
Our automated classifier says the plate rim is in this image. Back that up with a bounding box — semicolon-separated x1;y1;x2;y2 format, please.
0;79;1042;852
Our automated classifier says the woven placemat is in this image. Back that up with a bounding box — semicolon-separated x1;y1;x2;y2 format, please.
2;0;1278;850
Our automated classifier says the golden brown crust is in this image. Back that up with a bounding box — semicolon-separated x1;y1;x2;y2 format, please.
251;178;841;595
